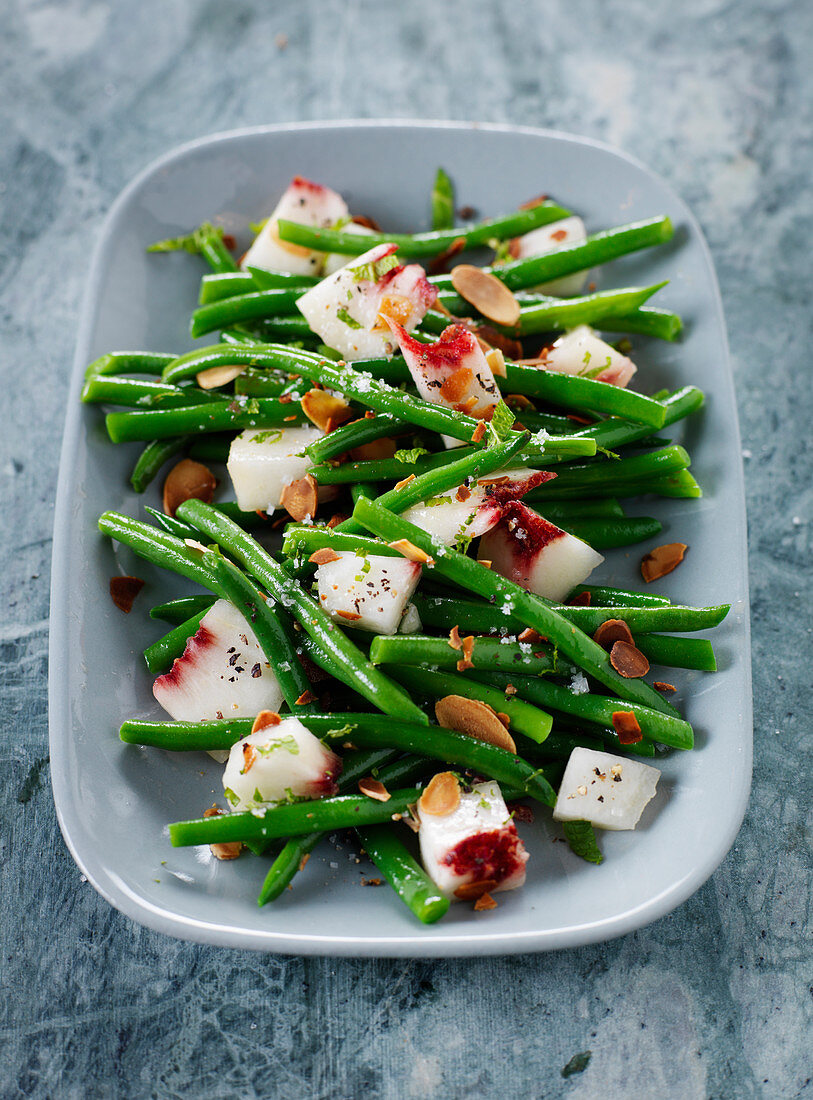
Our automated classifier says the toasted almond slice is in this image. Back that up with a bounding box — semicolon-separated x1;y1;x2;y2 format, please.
519;193;548;210
294;690;316;706
518;627;547;645
654;681;677;693
479;559;492;569
349;437;397;461
163;458;218;518
387;538;434;565
242;743;257;772
454;878;498;901
299;853;310;871
568;590;592;606
203;807;243;860
609;640;651;679
404;803;421;832
471;421;487;443
326;513;348;529
504;683;517;696
451;264;521;326
455;484;472;503
496;712;511;728
505;393;534;411
337;609;362;621
641;542;688;583
485;347;507;377
301;388;352;433
457;634;475;671
358;777;391;803
183;538;209;554
469;324;523;360
308;547;341;565
418;771;461;817
612;710;643;744
251;710;281;734
195;364;246;390
280;474;318;521
394;474;416;490
109;575;144;613
434;695;517;754
473;892;498;911
593;618;635;651
448;625;463;650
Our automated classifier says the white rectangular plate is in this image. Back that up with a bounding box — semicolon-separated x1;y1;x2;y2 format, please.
49;121;752;955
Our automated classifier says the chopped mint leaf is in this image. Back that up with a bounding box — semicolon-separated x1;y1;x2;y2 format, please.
336;306;363;329
431;167;455;231
596;445;621;460
250;429;283;445
561;1051;592;1078
256;735;300;757
248;218;268;235
244;398;260;414
491;239;513;265
393;447;430;464
147;221;224;255
223;787;239;808
253;787;265;803
350;254;399;285
486;400;516;444
562;820;603;864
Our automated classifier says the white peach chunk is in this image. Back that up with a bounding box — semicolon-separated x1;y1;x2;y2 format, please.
226;424;323;513
478;501;603;602
509;215;588;296
296;243;437;360
540;324;637;388
241;176;349;277
316;551;422;635
417;779;529;900
153;599;283;723
553;747;660;830
388;321;500;420
222;715;341;811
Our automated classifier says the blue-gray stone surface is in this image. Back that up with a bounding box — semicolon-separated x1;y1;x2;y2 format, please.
1;1;811;1097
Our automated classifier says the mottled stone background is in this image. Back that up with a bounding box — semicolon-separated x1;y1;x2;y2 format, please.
1;1;811;1097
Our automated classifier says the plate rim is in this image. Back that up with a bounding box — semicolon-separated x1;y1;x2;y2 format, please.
49;119;753;956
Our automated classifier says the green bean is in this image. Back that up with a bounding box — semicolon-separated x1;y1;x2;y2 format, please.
350;484;378;505
357;825;450;924
199;231;239;274
208;554;317;712
498;361;668;427
385;665;553;743
81;375;193;406
570;584;671;608
174;499;429;725
527;445;691;497
190;289;302;339
233;368;305;398
370;633;576;679
169;788;424;847
542;498;625;521
143;609;208;674
199;272;255;303
187;434;234;463
275;200;571;257
476;672;693;750
150;595;217;624
130;437;188;493
633;633;717;672
557;515;663;549
98;511;226;594
305;414;411;464
283;527;398;561
599;308;682;342
257;751;425;906
301;714;556;804
235;316;315;341
84;351;177;380
647;470;703;498
161;345;273;386
352;497;679;717
105;397;303;443
433;216;674;293
120;716;253;751
247;266;319;290
573;386;704;451
542;717;657;758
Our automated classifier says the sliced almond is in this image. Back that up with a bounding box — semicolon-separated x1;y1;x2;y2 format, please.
518;627;547;645
455;485;471;503
568;590;592;606
203;807;243;861
349;437;397;461
519;193;548;210
195;364;246;390
434;695;517;754
299;853;311;871
418;771;461;817
301;389;352;433
394;474;416;491
326;513;348;529
294;690;316;706
456;634;475;672
454;878;498;901
280;474;318;521
428;236;466;275
470;324;523;360
609;640;651;679
504;393;534;411
612;710;643;744
471;421;487;443
387;538;434;565
251;710;281;734
654;681;677;693
504;683;517;697
109;575;144;613
242;743;257;773
308;547;341;565
473;892;498;911
641;542;688;583
337;609;362;621
593;618;635;651
448;625;463;650
358;777;391;803
162;458;217;518
485;347;507;377
479;559;492;569
451;264;521;326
